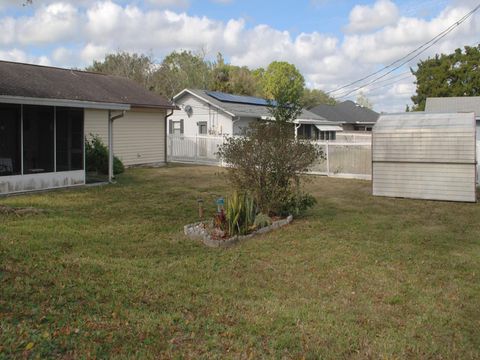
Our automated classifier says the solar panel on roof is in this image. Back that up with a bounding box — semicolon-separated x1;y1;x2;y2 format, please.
206;91;276;106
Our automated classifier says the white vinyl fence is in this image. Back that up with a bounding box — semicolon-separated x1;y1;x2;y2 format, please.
168;135;225;165
309;142;372;180
336;132;373;143
167;135;372;180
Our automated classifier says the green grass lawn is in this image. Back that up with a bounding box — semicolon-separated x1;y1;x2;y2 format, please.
1;165;480;359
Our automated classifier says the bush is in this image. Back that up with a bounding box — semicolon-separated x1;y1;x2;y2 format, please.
217;121;322;216
254;213;272;229
279;192;317;217
85;134;125;175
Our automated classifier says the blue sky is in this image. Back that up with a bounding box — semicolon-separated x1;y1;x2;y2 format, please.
0;0;477;111
188;0;448;36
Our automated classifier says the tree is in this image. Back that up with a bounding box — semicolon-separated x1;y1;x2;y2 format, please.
411;45;480;111
262;61;305;122
301;88;336;109
153;50;212;99
211;53;262;96
86;52;155;90
252;68;266;97
356;91;373;109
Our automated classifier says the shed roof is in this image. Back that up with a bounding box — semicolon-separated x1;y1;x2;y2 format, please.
0;60;176;110
175;89;333;123
310;100;379;124
374;112;475;131
425;96;480;117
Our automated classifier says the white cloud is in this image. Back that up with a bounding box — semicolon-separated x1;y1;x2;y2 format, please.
0;48;50;65
0;3;81;45
345;0;400;33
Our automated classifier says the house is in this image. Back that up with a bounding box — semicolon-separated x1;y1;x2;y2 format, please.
169;89;342;140
0;60;176;195
309;100;379;132
425;96;480;139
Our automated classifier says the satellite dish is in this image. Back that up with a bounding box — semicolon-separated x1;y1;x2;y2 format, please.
184;105;193;117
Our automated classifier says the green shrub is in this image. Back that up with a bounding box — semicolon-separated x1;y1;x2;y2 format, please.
225;192;256;236
85;134;125;175
280;192;317;216
254;213;272;229
217;121;322;215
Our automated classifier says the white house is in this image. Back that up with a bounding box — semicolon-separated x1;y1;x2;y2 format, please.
425;96;480;139
169;89;342;140
0;60;176;195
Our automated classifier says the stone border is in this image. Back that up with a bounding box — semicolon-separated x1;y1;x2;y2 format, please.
184;215;293;248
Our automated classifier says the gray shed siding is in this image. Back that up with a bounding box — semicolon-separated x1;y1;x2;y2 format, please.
372;113;477;202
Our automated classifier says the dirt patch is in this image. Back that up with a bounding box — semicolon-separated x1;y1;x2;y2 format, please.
0;205;46;216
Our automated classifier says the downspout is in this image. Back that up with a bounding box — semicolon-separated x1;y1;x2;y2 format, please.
165;109;174;163
108;110;126;183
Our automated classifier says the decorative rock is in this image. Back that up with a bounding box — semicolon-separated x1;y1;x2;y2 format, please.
184;215;293;248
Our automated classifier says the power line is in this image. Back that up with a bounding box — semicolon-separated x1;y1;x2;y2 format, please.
328;2;480;96
361;75;414;94
333;71;410;98
336;7;480;99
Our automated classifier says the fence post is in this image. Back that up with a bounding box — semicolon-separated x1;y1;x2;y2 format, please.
195;135;198;161
326;141;330;176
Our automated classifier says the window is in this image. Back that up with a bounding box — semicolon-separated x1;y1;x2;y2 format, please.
0;104;21;176
319;131;336;141
170;119;184;135
297;124;313;139
198;121;208;135
23;105;54;174
56;107;84;171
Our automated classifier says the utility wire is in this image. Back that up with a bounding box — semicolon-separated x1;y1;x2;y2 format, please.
336;7;480;99
362;75;414;93
332;71;410;98
328;2;480;96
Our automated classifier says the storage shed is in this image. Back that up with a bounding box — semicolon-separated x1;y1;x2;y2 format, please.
372;112;477;202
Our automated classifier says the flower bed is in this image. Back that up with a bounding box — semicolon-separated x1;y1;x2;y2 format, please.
184;215;293;248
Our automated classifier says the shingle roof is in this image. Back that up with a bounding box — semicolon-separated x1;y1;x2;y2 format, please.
178;89;331;122
310;100;379;124
0;60;176;109
425;97;480;117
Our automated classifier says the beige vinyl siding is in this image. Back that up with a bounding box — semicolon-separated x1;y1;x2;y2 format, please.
84;108;166;166
372;112;477;203
84;109;109;141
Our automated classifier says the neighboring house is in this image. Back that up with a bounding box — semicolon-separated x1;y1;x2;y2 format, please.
425;96;480;139
169;89;342;140
309;100;379;131
0;60;176;195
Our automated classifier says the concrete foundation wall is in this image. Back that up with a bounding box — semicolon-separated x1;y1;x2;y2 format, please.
0;170;85;195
